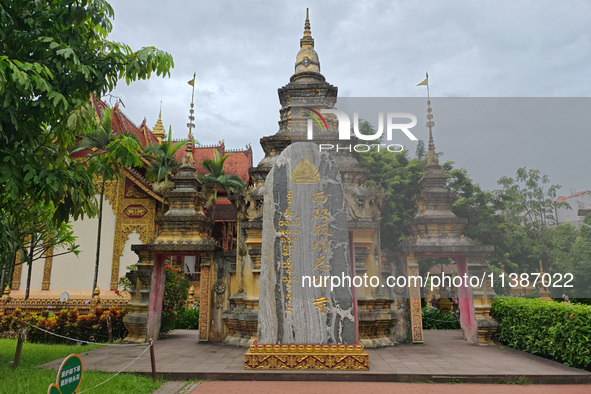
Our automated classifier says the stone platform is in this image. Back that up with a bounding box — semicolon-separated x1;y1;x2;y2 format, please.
42;329;591;384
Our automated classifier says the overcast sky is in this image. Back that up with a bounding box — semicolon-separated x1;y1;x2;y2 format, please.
107;0;590;196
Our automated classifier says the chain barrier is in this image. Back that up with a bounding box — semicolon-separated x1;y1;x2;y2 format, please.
24;322;149;347
79;345;152;393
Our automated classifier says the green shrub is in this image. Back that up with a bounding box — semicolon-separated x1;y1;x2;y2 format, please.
491;297;591;370
0;307;127;344
174;305;199;329
421;305;461;329
160;264;189;335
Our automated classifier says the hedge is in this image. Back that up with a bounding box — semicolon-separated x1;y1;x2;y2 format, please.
491;297;591;370
422;306;461;329
0;307;127;344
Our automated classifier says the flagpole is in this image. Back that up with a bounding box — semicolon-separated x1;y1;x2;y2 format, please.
187;72;196;140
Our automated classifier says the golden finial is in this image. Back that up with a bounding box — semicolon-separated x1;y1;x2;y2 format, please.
187;72;196;140
183;138;195;167
2;285;10;300
300;8;314;48
295;9;320;76
417;72;438;166
93;286;100;300
152;102;166;142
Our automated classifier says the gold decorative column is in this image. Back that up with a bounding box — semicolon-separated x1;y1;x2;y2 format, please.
11;250;22;290
41;245;53;290
406;252;423;344
198;256;212;342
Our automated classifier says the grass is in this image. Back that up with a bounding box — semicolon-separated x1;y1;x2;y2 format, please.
0;338;164;393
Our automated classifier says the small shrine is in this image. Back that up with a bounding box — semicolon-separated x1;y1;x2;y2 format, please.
401;89;497;345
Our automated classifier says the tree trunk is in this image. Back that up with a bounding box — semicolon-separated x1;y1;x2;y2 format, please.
92;180;105;297
25;235;34;301
0;264;5;290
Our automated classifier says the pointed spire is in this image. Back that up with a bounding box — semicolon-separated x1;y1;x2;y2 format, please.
418;72;438;167
152;102;166;142
294;9;321;78
187;72;196;140
417;72;447;190
301;8;313;47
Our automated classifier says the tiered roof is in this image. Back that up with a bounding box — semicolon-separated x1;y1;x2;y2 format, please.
86;95;252;184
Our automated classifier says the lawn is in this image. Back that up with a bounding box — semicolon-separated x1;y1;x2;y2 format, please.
0;339;164;393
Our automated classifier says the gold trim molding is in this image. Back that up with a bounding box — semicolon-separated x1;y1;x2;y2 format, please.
110;177;157;290
198;264;211;341
245;343;369;370
42;245;53;290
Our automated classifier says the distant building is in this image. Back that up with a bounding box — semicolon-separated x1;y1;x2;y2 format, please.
555;190;591;229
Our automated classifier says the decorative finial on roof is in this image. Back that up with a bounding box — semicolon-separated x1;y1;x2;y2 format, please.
417;72;438;166
187;72;196;140
152;101;166;142
302;8;313;46
294;9;321;78
183;139;195;167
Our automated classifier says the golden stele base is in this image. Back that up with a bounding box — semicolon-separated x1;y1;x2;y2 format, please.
244;342;369;370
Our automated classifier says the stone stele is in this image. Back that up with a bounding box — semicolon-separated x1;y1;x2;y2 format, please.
258;142;355;344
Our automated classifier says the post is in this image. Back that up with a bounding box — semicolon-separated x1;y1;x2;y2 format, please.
12;327;25;369
149;338;157;382
107;315;113;343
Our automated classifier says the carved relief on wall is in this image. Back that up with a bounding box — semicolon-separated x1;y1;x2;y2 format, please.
92;177;118;206
344;184;384;222
199;265;211;341
11;250;22;290
42;244;53;290
244;185;264;220
125;184;148;199
110;176;157;290
123;205;148;218
407;261;423;343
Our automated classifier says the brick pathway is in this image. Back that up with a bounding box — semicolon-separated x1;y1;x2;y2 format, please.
41;329;591;384
191;382;591;394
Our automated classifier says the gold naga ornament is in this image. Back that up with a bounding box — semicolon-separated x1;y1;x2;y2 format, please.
290;156;320;184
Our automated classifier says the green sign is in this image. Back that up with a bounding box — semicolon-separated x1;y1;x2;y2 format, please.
47;353;83;394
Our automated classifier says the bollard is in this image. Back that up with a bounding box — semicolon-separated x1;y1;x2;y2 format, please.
149;338;157;382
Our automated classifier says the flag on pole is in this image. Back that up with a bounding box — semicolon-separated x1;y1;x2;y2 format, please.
417;72;428;86
188;72;196;86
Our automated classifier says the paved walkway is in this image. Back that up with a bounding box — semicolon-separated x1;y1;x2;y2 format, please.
190;382;591;394
42;329;591;384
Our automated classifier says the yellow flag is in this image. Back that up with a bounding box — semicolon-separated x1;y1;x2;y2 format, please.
417;77;428;86
188;72;196;86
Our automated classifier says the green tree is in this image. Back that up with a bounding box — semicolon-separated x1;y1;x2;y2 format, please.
0;1;173;285
496;167;563;273
74;107;142;296
415;140;426;160
17;202;79;300
355;147;425;249
199;149;245;223
552;218;591;300
143;128;187;211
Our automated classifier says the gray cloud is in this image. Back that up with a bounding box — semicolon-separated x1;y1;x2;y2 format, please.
107;0;591;194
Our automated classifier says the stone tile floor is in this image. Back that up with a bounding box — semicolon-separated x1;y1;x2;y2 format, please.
42;329;591;383
190;382;591;394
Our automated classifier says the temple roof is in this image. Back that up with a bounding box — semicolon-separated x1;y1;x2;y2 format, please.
85;95;252;183
174;141;253;183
